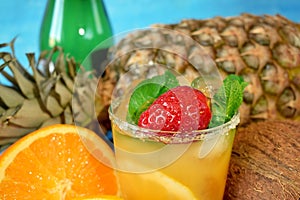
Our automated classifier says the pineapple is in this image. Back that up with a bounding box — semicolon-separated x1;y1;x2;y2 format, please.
98;14;300;128
0;39;102;150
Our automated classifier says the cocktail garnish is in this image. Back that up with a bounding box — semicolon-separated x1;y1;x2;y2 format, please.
127;70;247;133
209;74;248;128
138;86;212;131
127;70;179;124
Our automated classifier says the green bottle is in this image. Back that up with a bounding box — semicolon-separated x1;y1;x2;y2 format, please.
39;0;113;72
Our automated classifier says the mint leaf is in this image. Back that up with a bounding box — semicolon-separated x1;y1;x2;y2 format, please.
127;71;179;124
209;75;248;128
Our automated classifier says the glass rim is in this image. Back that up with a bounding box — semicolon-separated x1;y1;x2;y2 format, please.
108;103;240;144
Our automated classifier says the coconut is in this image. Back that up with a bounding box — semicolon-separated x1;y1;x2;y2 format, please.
224;120;300;200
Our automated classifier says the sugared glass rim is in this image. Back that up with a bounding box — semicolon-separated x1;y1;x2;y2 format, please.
108;101;240;144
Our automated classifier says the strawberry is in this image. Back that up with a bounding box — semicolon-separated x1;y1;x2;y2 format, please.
138;86;212;132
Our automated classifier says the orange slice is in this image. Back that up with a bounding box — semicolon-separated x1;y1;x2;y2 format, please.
0;124;121;199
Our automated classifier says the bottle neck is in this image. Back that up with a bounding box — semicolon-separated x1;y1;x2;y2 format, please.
40;0;113;68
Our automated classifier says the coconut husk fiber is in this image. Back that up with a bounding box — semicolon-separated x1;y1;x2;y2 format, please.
224;120;300;200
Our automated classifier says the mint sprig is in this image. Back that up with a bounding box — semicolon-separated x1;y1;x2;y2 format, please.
209;74;248;128
126;71;179;124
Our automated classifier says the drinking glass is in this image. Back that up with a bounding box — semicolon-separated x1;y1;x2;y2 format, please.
108;67;240;200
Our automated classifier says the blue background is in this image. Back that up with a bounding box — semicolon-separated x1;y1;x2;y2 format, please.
1;0;300;79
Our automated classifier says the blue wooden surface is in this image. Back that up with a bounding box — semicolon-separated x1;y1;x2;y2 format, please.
0;0;300;82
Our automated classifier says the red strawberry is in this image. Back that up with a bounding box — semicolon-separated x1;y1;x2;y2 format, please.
138;86;211;132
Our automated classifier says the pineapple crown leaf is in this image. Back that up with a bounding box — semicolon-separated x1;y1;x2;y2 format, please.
0;39;78;123
8;99;51;128
9;62;37;99
0;60;11;73
1;38;102;145
0;85;24;107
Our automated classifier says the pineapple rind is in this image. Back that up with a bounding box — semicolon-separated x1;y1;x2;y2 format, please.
100;14;300;126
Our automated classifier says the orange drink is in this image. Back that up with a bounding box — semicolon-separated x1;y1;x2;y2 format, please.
111;114;238;199
109;92;240;199
108;66;246;199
